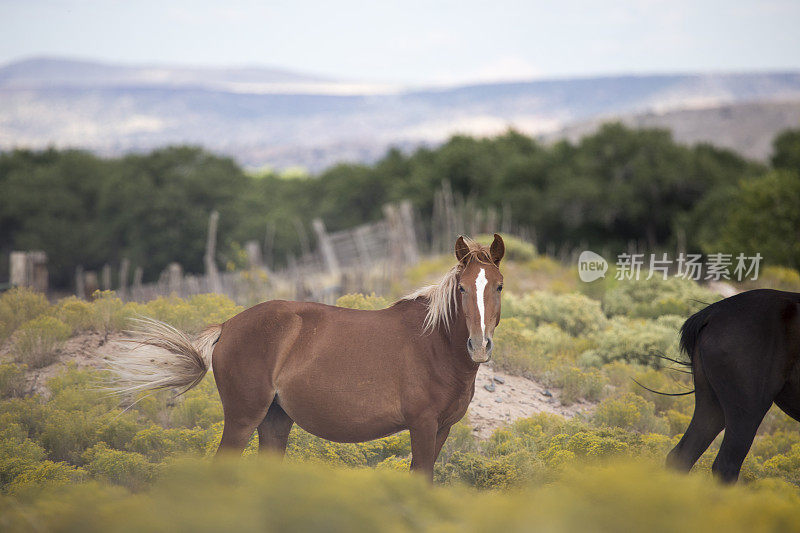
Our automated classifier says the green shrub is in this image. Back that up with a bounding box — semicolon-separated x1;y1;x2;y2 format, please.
543;430;632;463
437;449;544;488
474;233;537;262
744;266;800;292
46;366;114;412
128;293;243;334
11;316;71;369
5;458;800;532
436;419;477;464
335;293;391;310
666;409;692;436
54;296;94;332
5;461;87;494
554;366;606;404
287;428;411;468
0;424;48;487
82;444;157;491
128;425;211;462
186;294;243;327
582;316;681;366
493;319;585;379
37;409;98;463
603;276;720;319
170;389;223;430
94;416;140;452
592;393;669;434
90;291;131;337
504;291;607;336
0;364;26;399
0;287;50;340
627;366;693;414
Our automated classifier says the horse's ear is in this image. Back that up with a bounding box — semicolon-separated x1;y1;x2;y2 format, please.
490;234;505;265
454;236;470;263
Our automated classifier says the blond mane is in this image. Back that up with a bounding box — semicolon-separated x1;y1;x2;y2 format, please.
401;238;494;333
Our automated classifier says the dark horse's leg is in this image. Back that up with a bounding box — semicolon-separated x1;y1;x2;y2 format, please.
702;341;786;483
257;401;294;454
707;302;800;483
666;357;725;471
704;345;773;484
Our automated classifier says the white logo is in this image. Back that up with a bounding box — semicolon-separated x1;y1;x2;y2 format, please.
578;251;608;282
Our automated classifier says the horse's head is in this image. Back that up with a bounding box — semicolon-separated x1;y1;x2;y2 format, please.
455;234;504;363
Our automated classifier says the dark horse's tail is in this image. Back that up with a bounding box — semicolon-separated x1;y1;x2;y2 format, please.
680;304;715;363
633;304;716;397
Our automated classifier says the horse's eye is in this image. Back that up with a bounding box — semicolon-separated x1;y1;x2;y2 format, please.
497;285;503;292
458;285;466;293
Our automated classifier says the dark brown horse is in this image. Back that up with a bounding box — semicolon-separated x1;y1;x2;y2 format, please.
109;235;505;479
666;289;800;483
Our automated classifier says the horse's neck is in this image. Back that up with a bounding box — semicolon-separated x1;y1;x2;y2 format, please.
440;304;480;377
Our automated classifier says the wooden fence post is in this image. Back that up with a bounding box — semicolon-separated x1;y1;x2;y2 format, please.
245;240;262;269
167;263;183;295
84;271;99;298
312;219;339;276
205;210;221;294
264;221;276;270
75;265;85;298
398;200;419;265
101;264;111;291
293;218;312;257
133;267;143;300
9;252;26;287
9;251;48;293
119;258;130;299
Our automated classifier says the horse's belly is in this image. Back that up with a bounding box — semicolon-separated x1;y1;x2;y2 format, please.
276;386;406;443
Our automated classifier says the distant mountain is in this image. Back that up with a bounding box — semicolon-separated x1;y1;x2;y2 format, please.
551;100;800;162
2;57;799;170
0;57;330;89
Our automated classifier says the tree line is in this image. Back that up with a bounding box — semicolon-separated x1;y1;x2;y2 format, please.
1;124;799;288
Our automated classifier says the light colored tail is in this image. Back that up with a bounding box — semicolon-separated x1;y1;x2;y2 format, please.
106;317;222;396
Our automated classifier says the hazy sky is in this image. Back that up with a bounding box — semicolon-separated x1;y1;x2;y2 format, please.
1;0;798;84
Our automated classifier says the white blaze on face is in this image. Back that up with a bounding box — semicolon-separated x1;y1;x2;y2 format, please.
475;268;488;339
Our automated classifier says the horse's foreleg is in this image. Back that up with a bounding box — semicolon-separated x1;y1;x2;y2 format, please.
257;401;294;455
433;425;451;463
409;420;438;481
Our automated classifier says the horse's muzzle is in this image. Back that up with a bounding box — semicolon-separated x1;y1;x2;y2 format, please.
467;336;493;363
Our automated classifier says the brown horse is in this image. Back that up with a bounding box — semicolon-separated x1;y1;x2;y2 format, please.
109;234;505;479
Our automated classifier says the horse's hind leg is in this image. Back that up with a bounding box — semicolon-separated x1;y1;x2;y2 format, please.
217;394;273;456
666;356;725;471
257;401;294;455
213;349;275;457
703;347;780;483
712;408;770;483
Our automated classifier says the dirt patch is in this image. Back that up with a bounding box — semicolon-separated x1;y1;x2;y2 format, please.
0;331;117;398
469;363;595;439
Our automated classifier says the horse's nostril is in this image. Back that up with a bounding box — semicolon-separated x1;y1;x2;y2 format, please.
467;338;474;352
485;338;493;351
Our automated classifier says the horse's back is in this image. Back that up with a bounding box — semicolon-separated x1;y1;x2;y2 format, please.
696;289;800;339
687;289;800;397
